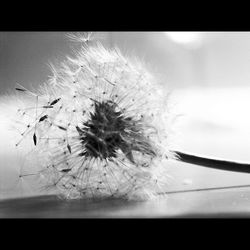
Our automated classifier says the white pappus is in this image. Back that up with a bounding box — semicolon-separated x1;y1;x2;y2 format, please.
5;33;176;200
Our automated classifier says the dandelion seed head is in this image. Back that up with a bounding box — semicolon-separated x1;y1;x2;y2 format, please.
10;33;175;200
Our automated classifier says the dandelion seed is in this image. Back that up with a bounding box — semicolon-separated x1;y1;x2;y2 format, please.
66;32;107;45
15;88;26;92
49;98;61;106
38;115;48;123
11;32;175;200
33;133;37;146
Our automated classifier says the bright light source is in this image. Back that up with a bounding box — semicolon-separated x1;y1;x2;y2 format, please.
165;32;203;48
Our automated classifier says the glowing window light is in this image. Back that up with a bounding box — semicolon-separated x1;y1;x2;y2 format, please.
165;32;203;48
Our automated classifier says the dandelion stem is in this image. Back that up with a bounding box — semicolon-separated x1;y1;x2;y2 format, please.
173;151;250;174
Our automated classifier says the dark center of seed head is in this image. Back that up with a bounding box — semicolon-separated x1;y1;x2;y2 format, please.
76;100;157;163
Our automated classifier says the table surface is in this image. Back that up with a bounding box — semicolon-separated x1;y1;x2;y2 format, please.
1;185;250;218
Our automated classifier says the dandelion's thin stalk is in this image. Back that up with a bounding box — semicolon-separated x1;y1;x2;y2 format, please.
173;150;250;174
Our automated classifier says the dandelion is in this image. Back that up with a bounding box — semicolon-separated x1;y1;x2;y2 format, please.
4;32;250;202
11;33;175;200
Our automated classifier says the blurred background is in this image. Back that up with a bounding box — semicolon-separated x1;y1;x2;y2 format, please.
2;32;250;216
2;32;250;90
